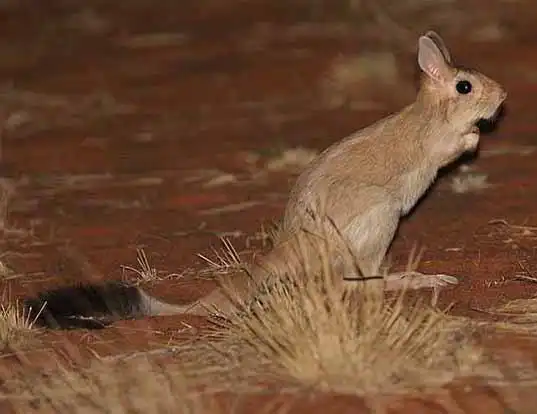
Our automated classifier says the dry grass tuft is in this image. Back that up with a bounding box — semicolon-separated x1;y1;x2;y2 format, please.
121;248;158;282
0;347;309;414
121;248;183;284
1;356;224;414
0;257;13;279
198;237;245;277
245;221;281;250
469;297;537;336
499;298;537;315
212;214;482;394
0;293;42;351
488;298;537;333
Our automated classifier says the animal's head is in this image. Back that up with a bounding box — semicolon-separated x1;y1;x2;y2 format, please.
416;31;506;133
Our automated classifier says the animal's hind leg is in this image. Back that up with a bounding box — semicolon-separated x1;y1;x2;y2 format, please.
339;206;458;303
338;205;399;289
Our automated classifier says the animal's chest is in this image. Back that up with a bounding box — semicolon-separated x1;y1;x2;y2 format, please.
397;167;437;215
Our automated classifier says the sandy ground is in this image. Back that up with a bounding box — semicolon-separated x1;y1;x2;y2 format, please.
2;1;537;412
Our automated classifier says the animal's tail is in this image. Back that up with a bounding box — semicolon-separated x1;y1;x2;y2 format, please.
22;226;340;330
23;281;203;330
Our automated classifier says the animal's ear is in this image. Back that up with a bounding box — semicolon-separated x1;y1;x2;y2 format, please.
418;34;454;83
424;31;452;65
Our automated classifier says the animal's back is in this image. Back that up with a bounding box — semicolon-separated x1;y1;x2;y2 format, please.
282;108;418;234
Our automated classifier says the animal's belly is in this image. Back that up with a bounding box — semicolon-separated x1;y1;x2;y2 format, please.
398;168;437;215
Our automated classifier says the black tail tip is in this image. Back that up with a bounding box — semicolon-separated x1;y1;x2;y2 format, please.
23;281;143;330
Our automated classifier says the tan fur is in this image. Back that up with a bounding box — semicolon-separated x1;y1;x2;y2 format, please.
149;31;506;318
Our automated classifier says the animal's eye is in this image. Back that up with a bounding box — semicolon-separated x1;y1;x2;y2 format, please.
456;80;472;94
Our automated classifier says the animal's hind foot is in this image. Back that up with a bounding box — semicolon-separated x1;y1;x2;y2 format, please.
384;271;459;305
384;271;458;290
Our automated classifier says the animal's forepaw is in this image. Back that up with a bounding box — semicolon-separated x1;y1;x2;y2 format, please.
463;131;480;152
